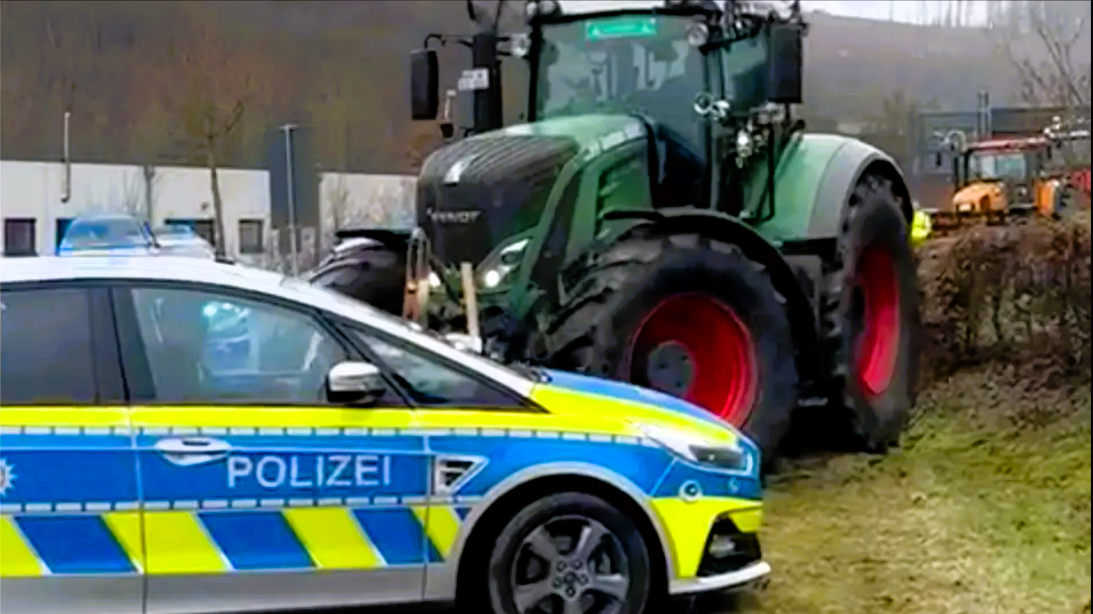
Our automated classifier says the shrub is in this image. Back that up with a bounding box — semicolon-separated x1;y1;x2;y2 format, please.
917;215;1091;392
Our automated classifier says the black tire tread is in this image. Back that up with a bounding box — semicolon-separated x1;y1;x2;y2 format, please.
544;229;798;460
819;172;922;451
311;245;407;316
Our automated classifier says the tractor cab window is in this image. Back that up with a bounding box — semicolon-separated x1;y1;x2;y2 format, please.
720;33;768;114
534;14;708;152
968;151;1029;182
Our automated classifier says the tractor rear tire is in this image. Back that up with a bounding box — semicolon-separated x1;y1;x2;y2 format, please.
308;245;407;316
546;233;798;460
821;172;921;452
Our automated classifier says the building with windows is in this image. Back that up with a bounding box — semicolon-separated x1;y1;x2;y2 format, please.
0;160;415;267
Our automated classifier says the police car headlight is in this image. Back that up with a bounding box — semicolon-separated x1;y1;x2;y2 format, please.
638;424;754;474
957;202;974;213
478;238;530;290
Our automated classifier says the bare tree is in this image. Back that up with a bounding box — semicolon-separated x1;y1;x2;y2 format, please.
158;9;262;258
995;1;1091;109
0;70;35;139
307;75;356;236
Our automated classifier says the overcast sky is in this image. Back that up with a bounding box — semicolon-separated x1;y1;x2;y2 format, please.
559;1;990;25
806;0;987;24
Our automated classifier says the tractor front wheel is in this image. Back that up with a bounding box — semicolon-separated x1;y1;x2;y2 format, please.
822;173;922;452
307;244;407;316
546;233;798;460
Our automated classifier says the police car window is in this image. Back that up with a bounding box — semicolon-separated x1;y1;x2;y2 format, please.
129;287;347;404
350;329;516;407
0;288;97;404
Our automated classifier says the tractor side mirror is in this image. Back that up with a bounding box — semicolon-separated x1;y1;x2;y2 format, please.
767;23;803;104
411;49;439;121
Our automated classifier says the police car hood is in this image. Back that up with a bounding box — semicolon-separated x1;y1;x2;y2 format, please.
531;369;749;449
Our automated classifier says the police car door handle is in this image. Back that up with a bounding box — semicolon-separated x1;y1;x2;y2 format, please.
154;437;232;467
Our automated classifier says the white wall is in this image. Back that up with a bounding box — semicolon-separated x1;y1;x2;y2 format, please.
0;160;416;264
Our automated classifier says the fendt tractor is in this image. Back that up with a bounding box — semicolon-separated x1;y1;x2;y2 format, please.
312;0;922;461
927;117;1092;236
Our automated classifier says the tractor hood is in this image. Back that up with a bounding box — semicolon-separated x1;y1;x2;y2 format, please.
417;115;646;266
952;181;1003;212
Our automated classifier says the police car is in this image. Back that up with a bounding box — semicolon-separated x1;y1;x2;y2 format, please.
0;256;769;614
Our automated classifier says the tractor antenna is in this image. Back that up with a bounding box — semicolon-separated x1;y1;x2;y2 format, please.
491;0;506;32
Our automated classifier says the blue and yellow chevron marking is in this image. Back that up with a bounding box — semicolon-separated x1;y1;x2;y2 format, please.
0;505;472;577
0;513;142;576
650;497;762;579
1;393;763;584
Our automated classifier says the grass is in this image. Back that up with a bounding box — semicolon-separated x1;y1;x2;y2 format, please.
704;370;1092;614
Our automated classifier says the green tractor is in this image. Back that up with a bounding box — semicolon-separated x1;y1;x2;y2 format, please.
322;0;921;460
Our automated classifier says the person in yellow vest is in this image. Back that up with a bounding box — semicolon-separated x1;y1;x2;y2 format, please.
911;208;933;248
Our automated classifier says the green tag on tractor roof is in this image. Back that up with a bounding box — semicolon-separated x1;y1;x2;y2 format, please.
585;16;658;41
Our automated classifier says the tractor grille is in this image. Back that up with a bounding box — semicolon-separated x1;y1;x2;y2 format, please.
1008;181;1033;207
417;135;579;266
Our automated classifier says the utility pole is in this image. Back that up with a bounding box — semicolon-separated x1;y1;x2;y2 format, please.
61;111;71;204
281;123;299;276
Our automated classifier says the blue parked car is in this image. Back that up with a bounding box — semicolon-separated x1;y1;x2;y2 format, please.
57;214;160;256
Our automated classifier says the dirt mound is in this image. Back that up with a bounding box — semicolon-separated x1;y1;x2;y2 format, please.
916;214;1091;399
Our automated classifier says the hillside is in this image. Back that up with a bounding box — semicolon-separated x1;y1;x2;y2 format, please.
0;1;1055;174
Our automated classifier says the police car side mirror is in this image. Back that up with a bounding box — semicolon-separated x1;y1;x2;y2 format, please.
327;361;387;405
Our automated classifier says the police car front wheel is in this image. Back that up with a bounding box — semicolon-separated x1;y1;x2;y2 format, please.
485;492;654;614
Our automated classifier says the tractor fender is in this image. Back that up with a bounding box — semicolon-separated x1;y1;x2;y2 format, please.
332;227;413;252
626;208;824;386
750;134;914;243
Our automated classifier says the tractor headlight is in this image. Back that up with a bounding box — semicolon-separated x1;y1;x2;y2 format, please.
428;271;442;289
478;238;530;290
511;33;532;58
638;424;755;474
686;23;709;47
526;0;560;20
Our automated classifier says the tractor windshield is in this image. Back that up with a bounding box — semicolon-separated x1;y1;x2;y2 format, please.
533;14;708;150
968;151;1029;182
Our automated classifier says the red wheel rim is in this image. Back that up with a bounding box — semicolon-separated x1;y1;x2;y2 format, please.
629;293;758;426
855;245;901;397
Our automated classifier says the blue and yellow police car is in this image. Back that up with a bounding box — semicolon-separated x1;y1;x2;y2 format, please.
0;256;769;614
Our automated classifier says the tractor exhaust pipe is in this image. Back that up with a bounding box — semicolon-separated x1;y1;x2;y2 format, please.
460;261;481;341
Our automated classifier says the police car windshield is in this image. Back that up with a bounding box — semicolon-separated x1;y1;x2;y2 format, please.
969;151;1028;181
285;276;537;381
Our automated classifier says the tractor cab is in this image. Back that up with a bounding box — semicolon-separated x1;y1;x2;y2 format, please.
942;119;1091;227
528;7;714;208
951;136;1043;216
407;0;806;307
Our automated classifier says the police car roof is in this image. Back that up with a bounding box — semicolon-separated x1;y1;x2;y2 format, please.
0;254;400;343
0;254;533;393
0;255;280;288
